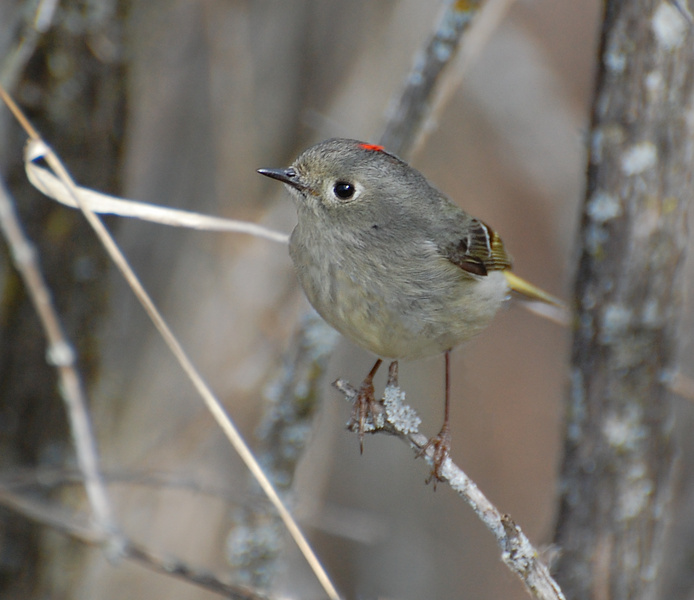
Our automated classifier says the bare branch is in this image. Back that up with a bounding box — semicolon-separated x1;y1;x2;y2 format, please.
333;366;566;600
0;0;59;89
24;155;289;243
404;0;521;159
0;176;117;539
0;486;271;600
380;0;484;156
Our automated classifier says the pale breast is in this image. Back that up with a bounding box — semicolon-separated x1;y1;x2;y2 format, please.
290;229;509;359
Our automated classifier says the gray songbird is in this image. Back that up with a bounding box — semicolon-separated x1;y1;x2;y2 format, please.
259;138;561;483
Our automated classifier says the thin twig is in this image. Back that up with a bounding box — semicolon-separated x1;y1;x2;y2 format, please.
380;0;483;156
333;371;566;600
24;157;289;243
0;486;270;600
0;177;118;541
0;0;60;89
0;85;340;600
0;467;240;504
408;0;519;159
670;0;694;26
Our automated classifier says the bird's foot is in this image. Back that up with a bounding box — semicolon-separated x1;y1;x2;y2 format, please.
418;423;451;489
347;359;383;453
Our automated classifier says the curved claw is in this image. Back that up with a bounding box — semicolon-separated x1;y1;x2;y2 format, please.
418;423;451;489
347;359;383;452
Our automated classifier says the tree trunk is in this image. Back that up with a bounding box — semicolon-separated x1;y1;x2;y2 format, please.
553;1;693;598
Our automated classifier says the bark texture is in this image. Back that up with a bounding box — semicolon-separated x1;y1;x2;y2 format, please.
0;3;125;597
553;1;694;598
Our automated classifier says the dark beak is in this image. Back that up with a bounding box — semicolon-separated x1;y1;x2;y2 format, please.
257;167;305;191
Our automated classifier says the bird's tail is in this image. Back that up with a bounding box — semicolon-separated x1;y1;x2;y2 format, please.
504;270;564;307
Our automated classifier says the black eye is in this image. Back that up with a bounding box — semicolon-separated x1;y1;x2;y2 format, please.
333;181;356;200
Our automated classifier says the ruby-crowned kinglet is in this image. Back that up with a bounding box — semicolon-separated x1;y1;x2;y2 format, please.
258;138;560;482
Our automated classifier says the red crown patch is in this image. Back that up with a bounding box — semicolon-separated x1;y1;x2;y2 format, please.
359;143;385;152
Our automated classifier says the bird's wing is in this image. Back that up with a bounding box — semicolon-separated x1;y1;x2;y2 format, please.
438;218;512;277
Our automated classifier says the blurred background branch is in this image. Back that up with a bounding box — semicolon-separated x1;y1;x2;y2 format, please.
0;172;117;540
380;0;484;156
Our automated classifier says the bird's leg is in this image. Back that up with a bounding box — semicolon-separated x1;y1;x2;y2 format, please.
420;350;453;488
348;358;383;453
387;360;399;387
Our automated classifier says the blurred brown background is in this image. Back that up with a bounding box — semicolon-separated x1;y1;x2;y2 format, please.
5;1;692;599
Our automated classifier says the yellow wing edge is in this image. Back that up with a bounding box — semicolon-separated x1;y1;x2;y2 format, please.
504;270;564;308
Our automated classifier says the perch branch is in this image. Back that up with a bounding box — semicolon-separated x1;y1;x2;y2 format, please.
333;363;565;600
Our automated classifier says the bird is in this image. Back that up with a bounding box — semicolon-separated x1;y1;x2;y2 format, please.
258;138;562;483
